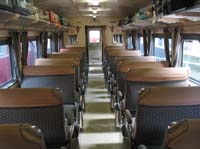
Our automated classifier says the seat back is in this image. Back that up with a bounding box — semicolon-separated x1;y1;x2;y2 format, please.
117;62;166;97
162;119;200;149
0;124;46;149
35;58;79;66
112;56;156;79
134;87;200;146
0;88;67;148
125;68;189;112
47;53;85;74
22;66;75;104
35;59;80;91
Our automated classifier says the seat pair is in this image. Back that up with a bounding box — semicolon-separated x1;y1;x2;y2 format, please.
0;88;79;149
114;66;189;127
122;86;200;149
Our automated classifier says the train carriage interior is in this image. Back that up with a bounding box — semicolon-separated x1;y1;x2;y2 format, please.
0;0;200;149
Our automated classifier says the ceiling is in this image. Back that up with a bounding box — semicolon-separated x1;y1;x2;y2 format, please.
33;0;151;18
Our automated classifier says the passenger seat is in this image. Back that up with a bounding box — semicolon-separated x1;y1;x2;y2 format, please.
0;124;46;149
122;86;200;148
0;88;79;148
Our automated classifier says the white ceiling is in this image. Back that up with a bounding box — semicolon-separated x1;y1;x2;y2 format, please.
33;0;151;18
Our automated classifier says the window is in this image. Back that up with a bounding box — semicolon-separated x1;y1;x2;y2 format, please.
113;34;122;44
182;39;200;83
68;35;78;45
27;40;37;65
153;37;172;61
47;38;52;54
139;37;144;55
127;34;133;49
0;44;12;86
89;30;100;43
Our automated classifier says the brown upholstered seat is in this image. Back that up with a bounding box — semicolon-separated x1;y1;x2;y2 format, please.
0;124;46;149
60;47;85;53
108;50;141;57
125;68;189;113
35;58;80;66
117;62;166;98
23;66;75;76
0;88;76;148
132;87;200;147
127;68;189;82
47;53;82;59
118;61;167;73
163;119;200;149
22;66;77;125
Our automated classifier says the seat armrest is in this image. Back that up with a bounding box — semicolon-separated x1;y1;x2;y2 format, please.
124;109;132;124
137;145;147;149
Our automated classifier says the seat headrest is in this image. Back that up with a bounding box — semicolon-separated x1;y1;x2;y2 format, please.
114;56;156;66
163;119;200;149
108;50;141;57
35;58;79;66
0;88;63;108
0;124;46;149
139;87;200;106
60;47;85;53
23;66;75;76
126;68;189;82
47;53;82;59
118;62;166;73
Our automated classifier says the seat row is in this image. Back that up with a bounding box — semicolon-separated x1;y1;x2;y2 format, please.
103;46;200;148
0;46;88;149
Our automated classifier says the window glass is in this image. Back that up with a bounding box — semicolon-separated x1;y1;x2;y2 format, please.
0;44;12;86
68;35;78;45
127;35;133;49
139;37;144;55
47;38;51;54
89;30;100;43
183;40;200;82
27;40;37;65
153;38;172;61
113;34;122;44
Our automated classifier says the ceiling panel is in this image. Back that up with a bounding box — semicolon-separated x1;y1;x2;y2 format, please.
33;0;151;18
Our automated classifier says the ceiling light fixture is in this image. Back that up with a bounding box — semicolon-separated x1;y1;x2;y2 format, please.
91;0;99;6
92;9;98;14
93;15;97;19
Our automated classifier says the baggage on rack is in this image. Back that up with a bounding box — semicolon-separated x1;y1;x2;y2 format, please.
0;0;13;11
13;0;34;15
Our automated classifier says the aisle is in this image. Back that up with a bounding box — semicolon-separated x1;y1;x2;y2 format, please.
79;66;122;149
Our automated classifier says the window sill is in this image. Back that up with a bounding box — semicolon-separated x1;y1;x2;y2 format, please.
0;80;18;89
188;80;200;86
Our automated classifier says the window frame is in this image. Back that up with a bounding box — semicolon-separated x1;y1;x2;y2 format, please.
138;34;144;55
27;37;38;66
0;39;17;88
181;34;200;85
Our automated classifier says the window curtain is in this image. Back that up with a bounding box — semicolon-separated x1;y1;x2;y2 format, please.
147;29;152;56
37;32;47;58
37;32;44;58
52;32;59;52
164;28;171;67
143;29;148;56
132;30;139;50
21;32;28;66
59;31;64;49
171;27;182;67
42;32;48;58
9;31;22;82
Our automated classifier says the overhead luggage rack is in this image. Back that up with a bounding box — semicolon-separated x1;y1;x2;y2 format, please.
0;9;69;31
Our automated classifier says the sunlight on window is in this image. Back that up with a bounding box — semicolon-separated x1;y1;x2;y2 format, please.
0;45;12;86
89;30;100;43
183;40;200;82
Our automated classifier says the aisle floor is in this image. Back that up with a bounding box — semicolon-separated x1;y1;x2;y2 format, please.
79;66;122;149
